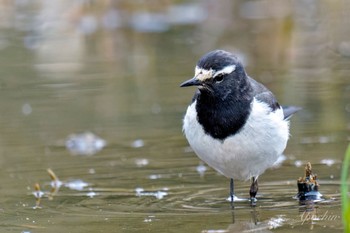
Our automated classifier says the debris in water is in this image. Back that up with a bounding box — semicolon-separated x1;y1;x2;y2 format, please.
65;132;106;156
32;183;44;209
47;168;62;200
297;162;323;202
135;187;168;199
31;169;93;208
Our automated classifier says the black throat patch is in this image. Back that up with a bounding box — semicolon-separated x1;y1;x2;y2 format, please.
195;89;253;140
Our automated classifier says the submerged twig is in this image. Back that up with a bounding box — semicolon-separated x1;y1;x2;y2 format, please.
32;183;44;209
47;168;62;200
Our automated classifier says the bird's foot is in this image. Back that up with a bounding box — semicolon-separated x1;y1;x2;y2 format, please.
250;197;257;206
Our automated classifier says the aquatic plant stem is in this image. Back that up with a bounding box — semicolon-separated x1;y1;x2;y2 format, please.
341;144;350;233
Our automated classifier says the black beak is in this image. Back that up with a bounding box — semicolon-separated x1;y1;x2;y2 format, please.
180;77;202;87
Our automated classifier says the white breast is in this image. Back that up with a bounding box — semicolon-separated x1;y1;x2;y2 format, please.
183;98;289;180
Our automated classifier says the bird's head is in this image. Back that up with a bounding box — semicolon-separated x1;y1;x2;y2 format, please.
180;50;247;98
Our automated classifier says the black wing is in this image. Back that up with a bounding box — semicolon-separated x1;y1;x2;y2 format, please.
248;76;280;111
248;76;301;119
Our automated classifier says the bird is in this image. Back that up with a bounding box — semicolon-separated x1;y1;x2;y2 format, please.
180;50;300;205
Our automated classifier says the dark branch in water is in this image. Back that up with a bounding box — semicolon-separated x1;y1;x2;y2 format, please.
297;162;322;202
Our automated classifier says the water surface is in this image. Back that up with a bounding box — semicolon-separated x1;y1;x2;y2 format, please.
0;1;349;232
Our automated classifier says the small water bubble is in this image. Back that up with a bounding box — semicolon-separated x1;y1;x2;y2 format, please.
22;103;32;115
131;139;144;148
318;136;330;144
202;229;227;233
64;180;89;191
155;191;167;199
149;174;161;179
196;163;207;177
135;158;149;167
294;160;303;167
135;188;167;199
135;187;144;196
65;132;106;156
226;195;246;202
320;159;335;166
86;191;97;198
268;216;285;229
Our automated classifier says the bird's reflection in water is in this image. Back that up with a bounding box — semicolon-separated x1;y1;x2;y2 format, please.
228;208;267;233
203;207;285;233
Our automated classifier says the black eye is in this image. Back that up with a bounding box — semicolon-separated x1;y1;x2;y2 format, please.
214;74;224;82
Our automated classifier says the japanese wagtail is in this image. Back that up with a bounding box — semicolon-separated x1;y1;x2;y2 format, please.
180;50;300;205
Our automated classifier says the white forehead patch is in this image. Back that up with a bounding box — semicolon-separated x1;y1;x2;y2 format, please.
194;66;214;81
194;65;236;81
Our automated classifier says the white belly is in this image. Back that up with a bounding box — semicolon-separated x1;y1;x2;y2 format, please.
183;98;289;180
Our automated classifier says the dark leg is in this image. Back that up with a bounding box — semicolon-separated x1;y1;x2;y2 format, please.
230;178;234;206
249;177;258;205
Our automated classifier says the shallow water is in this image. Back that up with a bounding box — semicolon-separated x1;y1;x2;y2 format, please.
0;1;349;232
